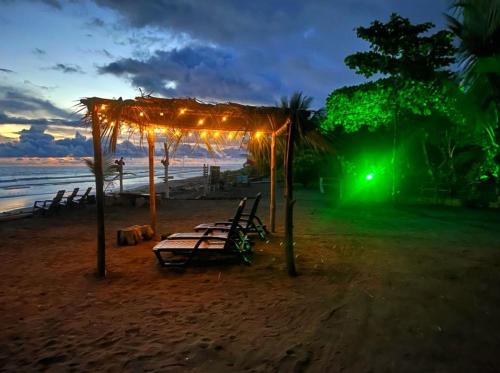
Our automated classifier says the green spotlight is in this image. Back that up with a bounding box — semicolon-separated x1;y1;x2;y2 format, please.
366;173;374;181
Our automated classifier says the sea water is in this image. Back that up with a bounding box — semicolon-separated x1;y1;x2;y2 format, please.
0;157;245;213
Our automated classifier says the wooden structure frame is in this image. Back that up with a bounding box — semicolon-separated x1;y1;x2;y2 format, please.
80;96;297;277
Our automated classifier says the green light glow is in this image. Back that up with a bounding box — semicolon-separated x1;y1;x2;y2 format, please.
366;173;374;181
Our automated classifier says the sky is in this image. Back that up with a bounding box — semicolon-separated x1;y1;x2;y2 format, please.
0;0;450;157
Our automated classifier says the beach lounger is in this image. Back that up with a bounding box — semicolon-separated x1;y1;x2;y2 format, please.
193;193;268;240
73;187;92;206
33;190;65;215
60;188;79;207
153;199;252;267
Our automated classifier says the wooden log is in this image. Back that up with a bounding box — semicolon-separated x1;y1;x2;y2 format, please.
117;224;154;246
91;106;106;278
117;226;141;246
284;120;297;276
270;131;276;233
147;131;157;236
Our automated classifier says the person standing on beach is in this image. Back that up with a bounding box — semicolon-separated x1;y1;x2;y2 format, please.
115;157;125;193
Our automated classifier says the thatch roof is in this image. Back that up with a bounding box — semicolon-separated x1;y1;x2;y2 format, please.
80;96;290;134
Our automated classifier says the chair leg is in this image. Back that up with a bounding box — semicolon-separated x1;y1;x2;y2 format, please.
155;250;197;268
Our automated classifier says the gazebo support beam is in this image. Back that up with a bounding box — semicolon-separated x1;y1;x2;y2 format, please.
91;106;106;278
269;131;276;233
147;131;157;235
284;120;297;276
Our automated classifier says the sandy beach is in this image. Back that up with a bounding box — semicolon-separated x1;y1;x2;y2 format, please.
1;182;500;372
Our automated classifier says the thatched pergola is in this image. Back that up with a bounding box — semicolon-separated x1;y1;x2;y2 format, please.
80;96;298;276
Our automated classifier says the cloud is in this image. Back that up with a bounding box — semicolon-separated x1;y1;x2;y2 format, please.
91;0;450;104
39;0;61;9
98;45;281;103
0;126;87;157
0;125;230;158
86;16;106;28
47;63;84;74
32;48;46;56
0;68;14;73
0;85;77;124
0;85;72;119
23;80;56;91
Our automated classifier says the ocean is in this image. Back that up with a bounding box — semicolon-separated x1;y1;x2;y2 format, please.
0;157;245;213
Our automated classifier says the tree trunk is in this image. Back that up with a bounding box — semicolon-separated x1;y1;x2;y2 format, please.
91;107;106;278
284;121;297;277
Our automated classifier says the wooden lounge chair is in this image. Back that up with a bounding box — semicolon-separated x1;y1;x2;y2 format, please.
193;193;268;240
153;199;252;267
73;187;92;206
60;188;79;208
33;190;65;215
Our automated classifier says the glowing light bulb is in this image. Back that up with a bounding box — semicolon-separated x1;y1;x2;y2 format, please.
160;112;164;116
366;173;374;181
255;131;263;139
188;132;193;137
200;131;207;138
198;119;204;125
100;104;106;110
227;132;234;140
139;112;144;117
222;116;227;122
179;108;186;115
214;131;220;138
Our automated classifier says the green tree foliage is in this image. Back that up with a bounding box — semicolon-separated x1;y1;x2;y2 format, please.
322;78;464;133
446;0;500;162
345;13;456;80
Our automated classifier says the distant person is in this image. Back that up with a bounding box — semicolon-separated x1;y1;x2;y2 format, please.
114;157;125;192
115;157;125;171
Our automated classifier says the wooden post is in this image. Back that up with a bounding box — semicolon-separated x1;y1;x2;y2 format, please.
162;143;170;199
284;120;297;276
270;131;276;233
91;106;106;278
147;131;157;235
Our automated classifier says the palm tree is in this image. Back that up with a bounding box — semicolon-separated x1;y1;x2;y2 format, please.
446;0;500;161
279;92;332;276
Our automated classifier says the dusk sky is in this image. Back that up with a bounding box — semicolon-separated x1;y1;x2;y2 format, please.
0;0;449;155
